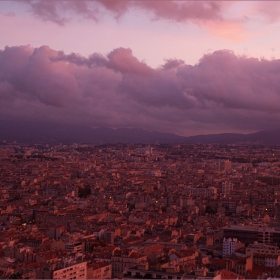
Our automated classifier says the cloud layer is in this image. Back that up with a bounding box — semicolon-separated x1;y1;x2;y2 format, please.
17;1;280;43
1;45;280;135
21;0;280;28
21;0;224;25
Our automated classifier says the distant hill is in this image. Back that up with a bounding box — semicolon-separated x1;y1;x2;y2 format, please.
183;133;247;144
245;130;280;145
0;120;280;145
182;130;280;145
0;120;186;144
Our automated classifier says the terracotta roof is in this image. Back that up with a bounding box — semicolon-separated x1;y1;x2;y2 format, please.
145;244;164;252
210;259;227;266
217;269;245;280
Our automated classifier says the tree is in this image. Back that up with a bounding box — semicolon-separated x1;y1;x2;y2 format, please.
205;206;216;214
78;186;91;198
9;272;23;279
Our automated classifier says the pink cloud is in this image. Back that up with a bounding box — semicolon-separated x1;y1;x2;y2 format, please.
28;0;68;25
15;1;256;44
95;0;131;18
254;1;280;23
206;20;247;41
135;1;222;23
107;48;153;75
162;59;185;70
20;0;225;25
1;45;280;134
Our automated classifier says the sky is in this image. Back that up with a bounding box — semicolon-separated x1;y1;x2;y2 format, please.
1;0;280;136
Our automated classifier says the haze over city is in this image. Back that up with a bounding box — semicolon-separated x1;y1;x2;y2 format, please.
1;0;280;137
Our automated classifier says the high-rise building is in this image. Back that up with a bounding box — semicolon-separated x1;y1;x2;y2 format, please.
222;182;234;196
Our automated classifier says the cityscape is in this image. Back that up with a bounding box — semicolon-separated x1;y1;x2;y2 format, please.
1;142;280;279
1;0;280;279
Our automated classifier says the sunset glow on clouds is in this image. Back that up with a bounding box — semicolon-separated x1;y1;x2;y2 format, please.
1;1;280;136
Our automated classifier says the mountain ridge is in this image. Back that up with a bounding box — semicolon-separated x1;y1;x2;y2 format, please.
0;120;279;145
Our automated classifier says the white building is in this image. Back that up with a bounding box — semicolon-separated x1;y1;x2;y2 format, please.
222;238;244;257
185;186;217;198
246;243;280;257
53;261;87;279
65;241;83;253
265;255;280;267
222;182;234;196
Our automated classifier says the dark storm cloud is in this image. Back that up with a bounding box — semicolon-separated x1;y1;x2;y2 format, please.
1;45;280;135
